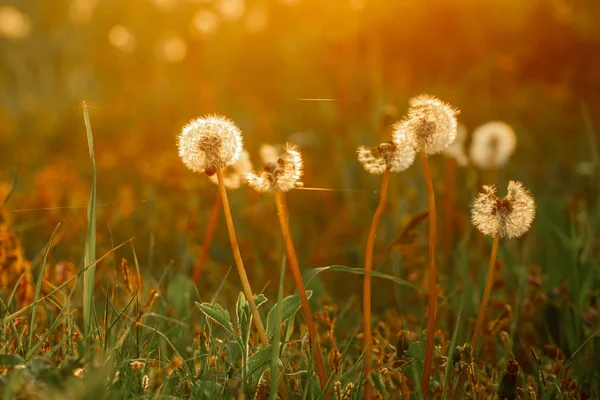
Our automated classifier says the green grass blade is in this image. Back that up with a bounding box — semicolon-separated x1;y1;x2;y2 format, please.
27;223;60;354
269;254;287;400
82;101;98;335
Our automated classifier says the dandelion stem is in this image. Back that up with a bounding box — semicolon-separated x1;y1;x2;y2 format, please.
471;235;500;349
362;169;390;400
216;169;269;347
192;193;221;284
420;151;437;399
274;191;330;398
450;235;500;399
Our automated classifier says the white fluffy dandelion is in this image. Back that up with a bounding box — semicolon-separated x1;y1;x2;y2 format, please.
469;121;516;170
357;141;415;175
177;115;243;176
246;143;303;192
394;94;459;155
472;180;535;238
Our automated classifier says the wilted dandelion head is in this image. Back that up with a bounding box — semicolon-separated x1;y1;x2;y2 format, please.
357;140;415;175
469;121;516;169
393;94;459;154
443;124;469;167
246;143;303;193
177;115;243;176
472;180;535;238
208;149;253;189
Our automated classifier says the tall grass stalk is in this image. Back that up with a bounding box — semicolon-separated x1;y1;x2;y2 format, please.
362;169;390;400
82;101;97;335
420;151;437;398
215;169;269;346
274;191;329;397
192;192;221;283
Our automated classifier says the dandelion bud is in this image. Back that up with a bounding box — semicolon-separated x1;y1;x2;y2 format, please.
357;140;415;175
443;124;469;166
177;115;243;176
208;149;253;189
469;121;516;169
246;143;303;193
472;180;535;238
393;94;459;154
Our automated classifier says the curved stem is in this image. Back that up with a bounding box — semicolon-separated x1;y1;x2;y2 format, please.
362;170;390;400
274;191;330;399
420;151;437;399
192;193;221;284
216;169;269;346
471;235;500;348
450;235;500;399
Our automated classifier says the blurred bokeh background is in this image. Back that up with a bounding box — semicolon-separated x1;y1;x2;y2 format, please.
1;0;599;304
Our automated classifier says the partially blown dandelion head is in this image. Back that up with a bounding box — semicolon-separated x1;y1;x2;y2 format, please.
472;180;535;238
177;115;243;176
246;143;303;193
208;149;253;189
469;121;516;169
443;124;469;167
357;140;415;175
393;94;459;154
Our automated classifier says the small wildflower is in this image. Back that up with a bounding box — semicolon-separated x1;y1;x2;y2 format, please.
472;180;536;238
208;149;253;189
443;123;469;166
393;94;459;154
246;143;303;192
177;115;243;176
469;121;516;169
357;140;415;175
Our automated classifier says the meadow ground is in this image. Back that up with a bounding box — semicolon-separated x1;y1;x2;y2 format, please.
0;0;599;399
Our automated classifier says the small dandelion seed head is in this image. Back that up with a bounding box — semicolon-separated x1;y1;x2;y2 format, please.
357;140;415;175
246;142;303;193
208;149;253;189
444;123;469;166
177;115;243;176
472;180;535;238
469;121;516;169
394;94;459;154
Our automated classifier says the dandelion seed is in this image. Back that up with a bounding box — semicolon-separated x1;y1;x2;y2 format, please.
177;115;243;176
246;143;303;192
469;121;516;169
357;140;415;175
472;180;535;239
394;94;459;154
443;124;469;166
208;149;253;189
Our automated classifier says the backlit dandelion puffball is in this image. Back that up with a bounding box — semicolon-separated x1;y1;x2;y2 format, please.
443;124;469;167
393;94;459;154
472;180;535;238
177;115;243;176
246;143;303;192
469;121;516;169
357;140;415;175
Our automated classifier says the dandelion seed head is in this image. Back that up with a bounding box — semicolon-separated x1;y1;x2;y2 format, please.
208;149;253;189
472;180;535;238
469;121;516;169
246;143;303;192
444;123;469;166
177;115;243;176
357;140;415;175
394;94;459;154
